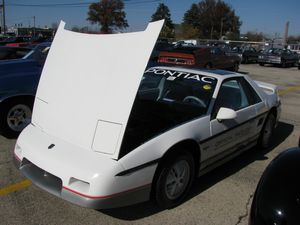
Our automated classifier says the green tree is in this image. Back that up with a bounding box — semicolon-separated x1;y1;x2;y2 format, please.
151;3;174;38
225;31;240;41
177;24;201;39
159;26;175;38
244;31;265;42
71;26;80;32
183;4;201;28
288;35;300;44
183;0;242;39
87;0;128;33
151;3;174;29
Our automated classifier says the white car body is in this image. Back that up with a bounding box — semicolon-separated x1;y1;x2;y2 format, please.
14;20;281;209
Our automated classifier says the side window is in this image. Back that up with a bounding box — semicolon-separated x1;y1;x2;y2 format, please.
212;79;249;119
240;78;262;105
211;48;222;55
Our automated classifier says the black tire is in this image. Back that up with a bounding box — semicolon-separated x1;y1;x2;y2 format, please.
244;56;248;64
0;99;33;138
259;63;264;66
258;114;276;149
154;152;195;209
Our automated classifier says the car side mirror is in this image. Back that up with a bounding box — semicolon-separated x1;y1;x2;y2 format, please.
216;107;237;122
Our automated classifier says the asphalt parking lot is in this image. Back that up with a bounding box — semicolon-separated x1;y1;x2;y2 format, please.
1;64;299;225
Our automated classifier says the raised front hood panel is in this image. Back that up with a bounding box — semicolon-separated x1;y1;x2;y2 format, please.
32;20;164;159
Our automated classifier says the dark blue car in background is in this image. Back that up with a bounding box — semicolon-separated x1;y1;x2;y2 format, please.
0;42;50;137
0;46;32;60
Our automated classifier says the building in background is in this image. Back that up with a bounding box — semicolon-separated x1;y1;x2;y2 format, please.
6;26;53;38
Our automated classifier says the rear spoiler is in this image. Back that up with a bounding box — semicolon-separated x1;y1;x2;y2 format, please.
254;80;278;95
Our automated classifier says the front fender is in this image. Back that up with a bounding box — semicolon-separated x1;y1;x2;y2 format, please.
0;92;35;104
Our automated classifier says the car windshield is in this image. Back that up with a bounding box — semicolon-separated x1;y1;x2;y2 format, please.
3;36;16;42
273;49;282;54
266;48;282;55
119;68;217;158
139;68;217;108
231;46;242;53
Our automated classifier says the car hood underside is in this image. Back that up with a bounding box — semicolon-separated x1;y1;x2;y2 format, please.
31;20;164;159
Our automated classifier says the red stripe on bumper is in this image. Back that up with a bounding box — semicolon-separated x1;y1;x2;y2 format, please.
63;183;151;199
14;152;21;162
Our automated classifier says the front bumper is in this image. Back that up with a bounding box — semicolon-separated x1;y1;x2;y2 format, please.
14;125;153;209
258;57;281;64
14;155;151;209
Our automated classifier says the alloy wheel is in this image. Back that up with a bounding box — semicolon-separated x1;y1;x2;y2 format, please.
7;104;32;132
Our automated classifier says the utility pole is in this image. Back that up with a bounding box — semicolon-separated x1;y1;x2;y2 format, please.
220;18;224;40
283;21;289;47
33;16;36;36
1;0;6;35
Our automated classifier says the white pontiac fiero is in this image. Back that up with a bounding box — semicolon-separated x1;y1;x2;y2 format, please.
14;20;281;209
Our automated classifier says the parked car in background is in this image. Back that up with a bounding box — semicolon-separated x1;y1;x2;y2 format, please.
298;57;300;70
158;46;240;71
0;36;8;41
258;48;298;67
249;137;300;225
5;36;52;47
14;21;281;210
0;46;32;60
0;42;50;137
0;36;30;46
150;40;174;62
173;39;197;46
230;46;259;63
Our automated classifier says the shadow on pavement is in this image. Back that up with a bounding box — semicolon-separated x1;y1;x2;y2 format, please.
99;121;294;220
1;133;18;140
261;64;297;69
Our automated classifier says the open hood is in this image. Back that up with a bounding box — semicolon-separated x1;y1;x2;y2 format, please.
32;20;164;159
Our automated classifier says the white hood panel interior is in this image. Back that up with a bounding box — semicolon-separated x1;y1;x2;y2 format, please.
32;20;163;159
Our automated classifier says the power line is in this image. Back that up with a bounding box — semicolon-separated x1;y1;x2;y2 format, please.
126;0;161;5
7;0;161;7
7;2;93;7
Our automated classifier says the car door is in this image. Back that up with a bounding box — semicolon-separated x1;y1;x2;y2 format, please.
249;47;258;61
202;78;258;163
286;49;298;64
282;49;295;64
